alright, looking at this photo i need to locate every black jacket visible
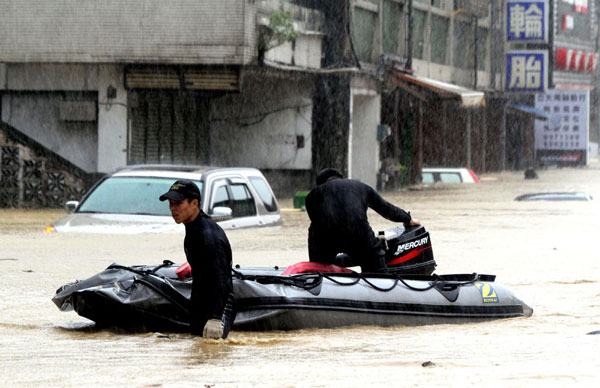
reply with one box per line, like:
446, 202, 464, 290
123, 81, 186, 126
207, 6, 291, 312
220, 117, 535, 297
184, 211, 233, 331
306, 178, 411, 263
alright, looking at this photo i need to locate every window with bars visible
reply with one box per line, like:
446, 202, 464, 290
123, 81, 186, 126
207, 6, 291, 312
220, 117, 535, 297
476, 26, 488, 71
430, 15, 449, 64
382, 0, 405, 56
353, 7, 377, 62
453, 20, 473, 69
412, 10, 427, 59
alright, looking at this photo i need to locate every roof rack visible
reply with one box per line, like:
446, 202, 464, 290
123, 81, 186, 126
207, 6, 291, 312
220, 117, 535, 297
114, 164, 214, 173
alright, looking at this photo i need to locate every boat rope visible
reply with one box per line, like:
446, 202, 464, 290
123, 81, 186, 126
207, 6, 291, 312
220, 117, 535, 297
232, 269, 325, 291
319, 274, 361, 287
107, 260, 175, 278
233, 269, 483, 294
324, 273, 398, 291
105, 263, 483, 299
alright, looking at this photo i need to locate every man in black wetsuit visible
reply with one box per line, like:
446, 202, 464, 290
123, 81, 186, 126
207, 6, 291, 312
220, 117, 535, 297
159, 179, 233, 339
306, 168, 421, 273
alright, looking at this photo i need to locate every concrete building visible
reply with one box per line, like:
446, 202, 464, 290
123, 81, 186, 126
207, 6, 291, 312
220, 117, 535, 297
339, 0, 489, 188
347, 0, 599, 188
2, 0, 598, 208
0, 0, 330, 205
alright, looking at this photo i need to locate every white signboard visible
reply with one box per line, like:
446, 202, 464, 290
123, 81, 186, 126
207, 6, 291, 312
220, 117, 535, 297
534, 90, 589, 165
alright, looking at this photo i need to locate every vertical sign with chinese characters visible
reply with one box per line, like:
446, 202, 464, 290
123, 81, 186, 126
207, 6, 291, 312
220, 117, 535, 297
506, 0, 549, 42
534, 90, 589, 166
505, 1, 549, 93
506, 50, 548, 92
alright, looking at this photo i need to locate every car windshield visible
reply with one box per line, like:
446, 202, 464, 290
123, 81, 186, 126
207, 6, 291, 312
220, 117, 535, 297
77, 177, 203, 216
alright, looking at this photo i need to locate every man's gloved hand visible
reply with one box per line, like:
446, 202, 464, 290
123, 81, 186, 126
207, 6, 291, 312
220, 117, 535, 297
202, 319, 224, 339
409, 219, 421, 227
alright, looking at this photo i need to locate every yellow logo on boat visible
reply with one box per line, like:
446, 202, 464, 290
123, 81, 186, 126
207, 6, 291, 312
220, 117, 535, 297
475, 282, 498, 303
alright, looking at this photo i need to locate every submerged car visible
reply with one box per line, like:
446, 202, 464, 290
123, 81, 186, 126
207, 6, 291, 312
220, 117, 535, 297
422, 167, 479, 184
515, 192, 593, 201
47, 165, 282, 233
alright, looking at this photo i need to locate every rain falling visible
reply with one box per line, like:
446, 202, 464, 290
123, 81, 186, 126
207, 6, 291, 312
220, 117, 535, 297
1, 1, 600, 387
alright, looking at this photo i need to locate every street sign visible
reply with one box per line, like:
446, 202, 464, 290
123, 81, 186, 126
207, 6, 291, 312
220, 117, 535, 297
505, 50, 548, 92
506, 0, 549, 43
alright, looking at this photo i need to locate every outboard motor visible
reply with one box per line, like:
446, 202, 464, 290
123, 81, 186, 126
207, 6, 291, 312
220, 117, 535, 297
380, 225, 436, 275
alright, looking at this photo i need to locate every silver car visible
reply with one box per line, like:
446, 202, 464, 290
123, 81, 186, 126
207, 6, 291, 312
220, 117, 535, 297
47, 165, 282, 233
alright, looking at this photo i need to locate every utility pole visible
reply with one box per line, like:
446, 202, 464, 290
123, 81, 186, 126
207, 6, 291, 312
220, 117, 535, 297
473, 16, 478, 89
490, 1, 498, 89
406, 0, 413, 70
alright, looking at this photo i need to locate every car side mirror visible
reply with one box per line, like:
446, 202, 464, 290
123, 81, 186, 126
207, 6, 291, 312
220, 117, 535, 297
211, 206, 233, 222
65, 200, 79, 212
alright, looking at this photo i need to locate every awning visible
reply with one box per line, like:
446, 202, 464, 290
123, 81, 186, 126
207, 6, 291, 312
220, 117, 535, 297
508, 103, 549, 120
508, 103, 561, 129
391, 70, 485, 107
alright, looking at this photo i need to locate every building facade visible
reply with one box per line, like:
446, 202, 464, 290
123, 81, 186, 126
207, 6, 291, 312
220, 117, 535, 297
0, 0, 330, 203
345, 0, 598, 188
1, 0, 598, 207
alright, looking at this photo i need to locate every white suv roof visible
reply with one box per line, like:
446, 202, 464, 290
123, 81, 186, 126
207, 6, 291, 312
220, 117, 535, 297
422, 167, 479, 184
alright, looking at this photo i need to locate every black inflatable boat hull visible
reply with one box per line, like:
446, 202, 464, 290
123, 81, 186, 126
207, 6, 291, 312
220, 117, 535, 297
52, 262, 533, 332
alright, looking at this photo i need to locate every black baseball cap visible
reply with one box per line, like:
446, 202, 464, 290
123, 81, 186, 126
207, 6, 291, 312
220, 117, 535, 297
316, 168, 343, 186
159, 179, 200, 201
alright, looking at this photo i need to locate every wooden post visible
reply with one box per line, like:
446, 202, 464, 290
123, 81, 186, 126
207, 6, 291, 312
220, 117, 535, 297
415, 99, 424, 182
500, 100, 507, 171
442, 101, 448, 165
393, 89, 400, 158
481, 105, 487, 172
466, 108, 472, 169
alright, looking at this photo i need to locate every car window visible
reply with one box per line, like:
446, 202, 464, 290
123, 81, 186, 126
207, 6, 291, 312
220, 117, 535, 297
212, 185, 230, 209
249, 177, 278, 212
210, 180, 257, 218
230, 184, 257, 217
439, 172, 462, 183
422, 172, 434, 184
77, 177, 203, 216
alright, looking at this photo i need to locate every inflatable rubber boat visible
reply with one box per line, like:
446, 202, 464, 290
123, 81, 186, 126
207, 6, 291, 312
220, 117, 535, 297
52, 226, 533, 331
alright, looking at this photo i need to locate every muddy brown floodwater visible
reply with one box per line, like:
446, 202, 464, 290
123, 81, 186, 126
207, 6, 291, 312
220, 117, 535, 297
2, 165, 600, 387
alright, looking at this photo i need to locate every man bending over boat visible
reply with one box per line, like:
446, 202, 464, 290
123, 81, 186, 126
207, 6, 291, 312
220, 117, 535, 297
306, 168, 420, 273
159, 179, 234, 339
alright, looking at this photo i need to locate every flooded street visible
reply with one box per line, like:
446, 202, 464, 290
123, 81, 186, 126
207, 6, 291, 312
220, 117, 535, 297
2, 165, 600, 387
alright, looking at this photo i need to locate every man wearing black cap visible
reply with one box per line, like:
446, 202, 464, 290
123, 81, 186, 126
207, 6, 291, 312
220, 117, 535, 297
159, 179, 233, 339
306, 168, 420, 273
